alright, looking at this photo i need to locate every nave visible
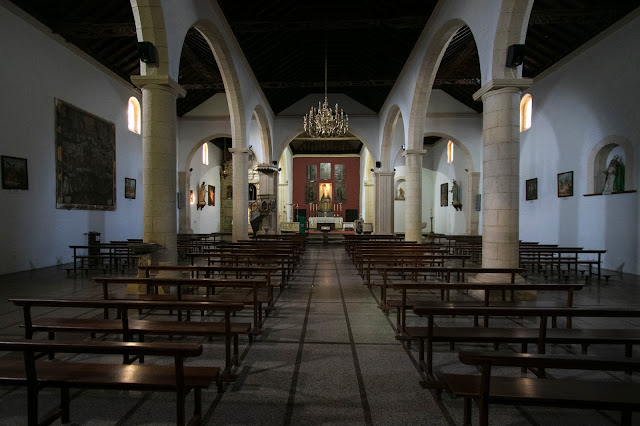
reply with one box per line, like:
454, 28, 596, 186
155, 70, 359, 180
0, 243, 639, 425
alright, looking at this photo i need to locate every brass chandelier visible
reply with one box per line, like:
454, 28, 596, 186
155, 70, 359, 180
303, 48, 348, 138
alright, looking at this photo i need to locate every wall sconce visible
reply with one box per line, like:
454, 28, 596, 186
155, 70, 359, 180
402, 144, 406, 151
370, 168, 374, 172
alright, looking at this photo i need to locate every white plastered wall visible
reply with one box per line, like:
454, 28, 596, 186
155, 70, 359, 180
0, 5, 144, 274
519, 11, 640, 274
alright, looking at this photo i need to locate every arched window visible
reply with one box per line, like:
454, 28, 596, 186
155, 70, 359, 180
127, 97, 141, 134
447, 140, 454, 163
202, 143, 209, 165
520, 94, 532, 132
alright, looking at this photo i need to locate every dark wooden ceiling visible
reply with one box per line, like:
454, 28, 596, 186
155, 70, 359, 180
8, 0, 638, 118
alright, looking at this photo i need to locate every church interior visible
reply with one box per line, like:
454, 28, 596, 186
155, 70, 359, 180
0, 0, 639, 424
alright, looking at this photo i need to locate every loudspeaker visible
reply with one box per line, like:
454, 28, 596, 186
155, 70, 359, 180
375, 161, 381, 168
506, 44, 525, 67
137, 41, 157, 64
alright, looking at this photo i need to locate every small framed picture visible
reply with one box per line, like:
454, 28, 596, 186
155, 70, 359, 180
440, 183, 448, 207
124, 178, 136, 199
1, 155, 28, 190
208, 185, 215, 206
525, 178, 537, 201
557, 171, 573, 198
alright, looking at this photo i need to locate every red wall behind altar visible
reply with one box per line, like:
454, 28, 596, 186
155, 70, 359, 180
292, 156, 361, 220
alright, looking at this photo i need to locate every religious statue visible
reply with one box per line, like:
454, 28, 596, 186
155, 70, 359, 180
354, 216, 364, 235
450, 180, 462, 211
397, 187, 405, 200
197, 182, 206, 210
319, 184, 332, 216
602, 156, 625, 193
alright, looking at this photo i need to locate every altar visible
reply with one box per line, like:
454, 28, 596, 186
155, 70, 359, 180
309, 217, 343, 231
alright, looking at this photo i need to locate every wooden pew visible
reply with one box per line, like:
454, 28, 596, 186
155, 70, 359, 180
11, 298, 247, 373
359, 252, 469, 285
387, 282, 583, 332
0, 339, 219, 426
94, 276, 269, 331
408, 305, 640, 383
446, 351, 640, 426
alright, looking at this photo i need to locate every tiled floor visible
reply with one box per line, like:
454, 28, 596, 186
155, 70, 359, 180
0, 242, 638, 425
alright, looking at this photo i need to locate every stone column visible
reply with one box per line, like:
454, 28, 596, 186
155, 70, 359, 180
466, 171, 481, 235
131, 76, 185, 266
404, 149, 426, 242
374, 171, 394, 234
257, 164, 278, 234
364, 181, 374, 224
229, 147, 249, 241
478, 87, 521, 269
177, 171, 192, 234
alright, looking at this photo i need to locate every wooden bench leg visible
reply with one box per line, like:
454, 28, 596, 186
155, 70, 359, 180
48, 332, 55, 360
621, 410, 632, 426
193, 388, 202, 424
233, 334, 239, 366
61, 387, 70, 423
463, 397, 472, 426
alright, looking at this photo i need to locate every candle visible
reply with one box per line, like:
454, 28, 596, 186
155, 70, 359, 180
431, 208, 433, 216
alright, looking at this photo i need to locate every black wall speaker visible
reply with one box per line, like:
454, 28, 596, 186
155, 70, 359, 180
506, 44, 525, 67
137, 41, 157, 64
375, 161, 381, 168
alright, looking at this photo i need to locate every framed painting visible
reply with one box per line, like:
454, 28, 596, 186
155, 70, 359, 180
305, 182, 317, 204
440, 183, 448, 207
557, 171, 573, 197
55, 99, 116, 210
334, 164, 345, 181
334, 182, 346, 203
1, 155, 28, 190
124, 178, 136, 199
525, 178, 537, 201
320, 162, 331, 180
208, 185, 215, 206
306, 164, 317, 182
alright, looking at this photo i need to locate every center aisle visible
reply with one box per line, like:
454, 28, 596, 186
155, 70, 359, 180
210, 243, 446, 425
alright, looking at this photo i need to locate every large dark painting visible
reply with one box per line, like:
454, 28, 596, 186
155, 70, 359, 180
525, 178, 537, 201
305, 182, 317, 203
55, 99, 116, 210
335, 182, 346, 203
306, 164, 317, 182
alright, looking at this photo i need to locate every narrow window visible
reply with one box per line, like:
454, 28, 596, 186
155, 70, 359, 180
520, 94, 532, 132
127, 97, 141, 134
447, 140, 454, 163
202, 143, 209, 165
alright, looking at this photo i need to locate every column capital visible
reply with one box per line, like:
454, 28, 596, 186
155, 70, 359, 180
374, 171, 395, 177
364, 182, 374, 187
130, 75, 186, 98
404, 149, 427, 156
228, 147, 251, 155
472, 78, 533, 101
256, 163, 278, 173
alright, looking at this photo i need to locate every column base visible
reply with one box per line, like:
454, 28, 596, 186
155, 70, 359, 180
468, 272, 535, 301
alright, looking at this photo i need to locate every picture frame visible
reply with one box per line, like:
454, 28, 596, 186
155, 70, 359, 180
334, 164, 345, 182
440, 183, 448, 207
124, 178, 136, 199
208, 185, 215, 206
525, 178, 537, 201
1, 155, 28, 190
55, 99, 116, 210
320, 162, 331, 180
557, 171, 573, 198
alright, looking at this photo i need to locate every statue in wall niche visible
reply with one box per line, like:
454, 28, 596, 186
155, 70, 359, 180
197, 182, 206, 210
451, 180, 462, 211
602, 156, 625, 193
396, 187, 405, 200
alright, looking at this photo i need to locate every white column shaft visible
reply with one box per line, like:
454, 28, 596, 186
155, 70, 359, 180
230, 148, 249, 241
374, 171, 394, 234
404, 150, 425, 242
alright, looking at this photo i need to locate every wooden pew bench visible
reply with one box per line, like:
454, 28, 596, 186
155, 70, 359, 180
407, 306, 640, 385
0, 339, 219, 426
387, 282, 583, 332
445, 351, 640, 426
11, 298, 247, 373
95, 276, 270, 331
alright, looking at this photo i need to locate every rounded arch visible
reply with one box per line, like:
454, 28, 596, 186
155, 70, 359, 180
491, 0, 535, 80
130, 0, 170, 77
184, 133, 232, 172
587, 135, 635, 194
381, 104, 403, 171
189, 21, 246, 149
275, 127, 375, 163
408, 19, 471, 151
426, 133, 475, 173
251, 105, 273, 164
